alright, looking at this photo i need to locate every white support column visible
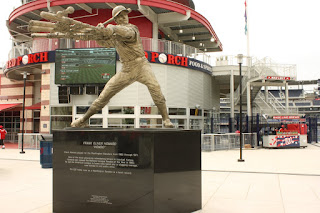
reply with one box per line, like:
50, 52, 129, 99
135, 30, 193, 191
230, 70, 235, 132
186, 107, 190, 129
285, 81, 289, 114
135, 105, 140, 128
49, 39, 52, 51
168, 41, 172, 54
152, 22, 159, 52
263, 80, 268, 102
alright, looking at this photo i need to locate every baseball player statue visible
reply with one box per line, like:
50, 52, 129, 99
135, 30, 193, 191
29, 5, 174, 128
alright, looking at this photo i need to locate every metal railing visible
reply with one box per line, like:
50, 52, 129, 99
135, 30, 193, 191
253, 57, 297, 79
231, 56, 297, 106
212, 55, 252, 67
254, 91, 298, 115
255, 91, 282, 115
21, 0, 37, 4
201, 133, 257, 151
18, 133, 52, 150
4, 132, 19, 143
268, 91, 286, 112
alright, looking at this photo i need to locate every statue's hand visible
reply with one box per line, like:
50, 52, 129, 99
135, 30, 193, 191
96, 23, 105, 28
96, 23, 114, 38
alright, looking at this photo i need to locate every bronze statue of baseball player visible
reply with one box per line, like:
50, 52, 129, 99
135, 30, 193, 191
29, 5, 174, 128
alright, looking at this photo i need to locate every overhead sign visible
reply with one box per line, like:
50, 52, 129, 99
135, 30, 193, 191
266, 76, 294, 80
5, 51, 55, 70
144, 51, 212, 74
273, 116, 300, 119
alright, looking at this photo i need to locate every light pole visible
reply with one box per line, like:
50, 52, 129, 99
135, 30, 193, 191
237, 54, 245, 162
20, 72, 28, 154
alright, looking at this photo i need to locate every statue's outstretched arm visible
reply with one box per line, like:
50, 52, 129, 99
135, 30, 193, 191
28, 6, 113, 41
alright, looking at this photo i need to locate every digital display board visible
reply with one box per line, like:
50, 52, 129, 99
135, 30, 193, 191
55, 48, 116, 84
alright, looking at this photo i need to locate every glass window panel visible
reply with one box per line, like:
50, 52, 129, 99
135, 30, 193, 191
123, 107, 134, 114
51, 107, 72, 115
33, 111, 40, 118
76, 106, 102, 114
204, 111, 212, 134
4, 123, 12, 128
189, 119, 201, 130
15, 122, 20, 129
190, 108, 202, 116
204, 110, 211, 118
5, 117, 12, 122
108, 118, 134, 125
123, 118, 134, 125
109, 106, 134, 114
51, 116, 72, 130
170, 119, 186, 129
4, 111, 12, 116
76, 106, 89, 114
169, 108, 186, 115
139, 118, 162, 128
13, 111, 20, 117
108, 118, 121, 124
140, 106, 160, 115
89, 118, 103, 125
108, 118, 134, 129
109, 107, 122, 114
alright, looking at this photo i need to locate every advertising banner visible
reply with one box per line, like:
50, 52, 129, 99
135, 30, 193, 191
269, 135, 300, 147
144, 51, 212, 74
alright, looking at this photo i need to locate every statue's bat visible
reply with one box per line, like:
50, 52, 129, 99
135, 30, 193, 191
29, 6, 112, 39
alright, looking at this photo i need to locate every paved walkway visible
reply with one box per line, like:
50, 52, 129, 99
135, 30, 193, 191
1, 144, 320, 213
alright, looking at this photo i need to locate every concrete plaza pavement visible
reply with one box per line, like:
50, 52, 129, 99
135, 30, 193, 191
1, 144, 320, 213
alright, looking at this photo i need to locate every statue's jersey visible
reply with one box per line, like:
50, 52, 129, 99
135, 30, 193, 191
105, 24, 146, 62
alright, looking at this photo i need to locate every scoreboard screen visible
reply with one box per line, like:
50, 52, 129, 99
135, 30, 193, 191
55, 48, 116, 84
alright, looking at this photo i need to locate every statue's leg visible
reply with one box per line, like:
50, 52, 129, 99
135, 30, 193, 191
137, 60, 174, 128
71, 70, 134, 127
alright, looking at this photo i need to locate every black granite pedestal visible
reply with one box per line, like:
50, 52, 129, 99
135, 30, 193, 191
53, 129, 201, 213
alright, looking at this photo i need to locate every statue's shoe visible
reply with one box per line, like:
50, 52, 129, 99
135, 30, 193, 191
71, 118, 88, 127
163, 119, 174, 128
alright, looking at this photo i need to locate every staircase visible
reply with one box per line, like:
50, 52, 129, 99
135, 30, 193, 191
255, 91, 284, 115
234, 57, 298, 117
254, 91, 298, 116
234, 64, 261, 105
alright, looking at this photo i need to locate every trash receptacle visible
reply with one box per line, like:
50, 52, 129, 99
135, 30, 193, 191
40, 141, 52, 168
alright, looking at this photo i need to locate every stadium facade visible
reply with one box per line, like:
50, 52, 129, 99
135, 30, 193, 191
1, 0, 319, 144
1, 0, 222, 142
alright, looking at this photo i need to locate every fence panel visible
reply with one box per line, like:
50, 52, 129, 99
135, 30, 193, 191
18, 133, 53, 150
201, 133, 257, 151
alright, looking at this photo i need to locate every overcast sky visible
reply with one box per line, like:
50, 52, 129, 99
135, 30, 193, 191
1, 0, 320, 82
194, 0, 320, 82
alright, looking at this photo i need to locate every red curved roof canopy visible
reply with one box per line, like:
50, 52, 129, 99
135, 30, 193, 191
8, 0, 222, 51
